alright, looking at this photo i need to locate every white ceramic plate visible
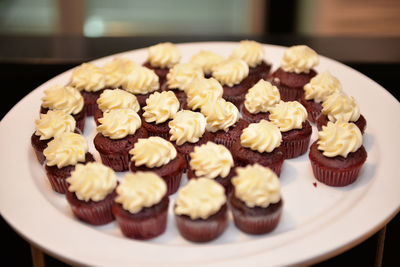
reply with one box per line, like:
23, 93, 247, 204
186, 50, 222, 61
0, 42, 399, 267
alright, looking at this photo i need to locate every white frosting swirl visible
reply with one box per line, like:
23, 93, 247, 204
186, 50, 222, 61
130, 137, 177, 168
322, 92, 361, 122
35, 110, 76, 140
244, 79, 280, 114
240, 120, 282, 153
212, 58, 249, 86
281, 45, 319, 74
201, 98, 239, 132
70, 63, 105, 92
190, 50, 225, 75
41, 85, 84, 115
169, 110, 206, 145
122, 65, 159, 95
103, 57, 136, 88
142, 91, 180, 124
166, 63, 204, 91
269, 101, 308, 132
97, 108, 141, 139
185, 77, 223, 110
230, 40, 265, 68
147, 42, 181, 68
97, 89, 140, 113
304, 71, 342, 103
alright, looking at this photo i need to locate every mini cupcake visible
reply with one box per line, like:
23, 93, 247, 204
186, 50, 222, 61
31, 110, 76, 164
200, 98, 249, 150
230, 40, 271, 84
113, 172, 169, 240
70, 63, 106, 116
174, 178, 228, 242
94, 89, 140, 125
315, 92, 367, 134
168, 110, 214, 163
122, 65, 160, 107
309, 121, 367, 186
231, 120, 286, 176
65, 162, 118, 225
184, 77, 223, 111
43, 132, 95, 194
143, 42, 181, 88
40, 85, 86, 133
241, 79, 280, 123
269, 101, 312, 159
212, 58, 252, 107
230, 164, 283, 235
300, 71, 342, 122
189, 50, 225, 78
94, 108, 148, 172
165, 62, 204, 107
129, 137, 186, 195
268, 45, 319, 101
103, 57, 136, 89
187, 142, 235, 194
141, 91, 180, 139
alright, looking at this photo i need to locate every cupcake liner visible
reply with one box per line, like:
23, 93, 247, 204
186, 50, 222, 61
307, 109, 321, 124
214, 136, 235, 150
85, 103, 97, 117
310, 160, 362, 187
99, 152, 131, 172
68, 195, 115, 226
278, 86, 302, 102
223, 94, 244, 108
33, 149, 46, 165
46, 173, 69, 194
235, 159, 283, 177
282, 134, 311, 159
164, 171, 184, 196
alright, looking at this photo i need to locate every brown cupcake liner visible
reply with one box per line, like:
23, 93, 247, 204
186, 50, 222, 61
69, 197, 115, 226
46, 173, 69, 194
214, 136, 235, 150
85, 103, 97, 117
33, 149, 46, 165
278, 86, 303, 102
164, 171, 183, 196
310, 160, 362, 187
99, 152, 131, 172
235, 159, 283, 177
223, 94, 244, 108
282, 135, 311, 159
307, 109, 321, 124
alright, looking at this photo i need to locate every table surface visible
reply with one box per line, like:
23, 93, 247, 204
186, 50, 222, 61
0, 35, 399, 267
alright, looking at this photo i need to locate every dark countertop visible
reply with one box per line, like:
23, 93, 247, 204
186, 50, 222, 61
0, 35, 399, 267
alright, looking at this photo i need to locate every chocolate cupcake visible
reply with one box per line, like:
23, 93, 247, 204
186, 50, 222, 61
300, 71, 342, 123
94, 89, 140, 126
31, 110, 76, 164
269, 101, 312, 159
141, 91, 180, 139
309, 121, 367, 186
174, 178, 228, 242
94, 108, 147, 172
315, 92, 367, 134
241, 79, 280, 123
43, 132, 95, 194
113, 172, 169, 240
184, 77, 223, 111
70, 63, 106, 116
129, 137, 186, 195
40, 85, 86, 133
189, 50, 225, 78
268, 45, 319, 101
230, 164, 283, 235
65, 162, 118, 225
188, 142, 235, 195
103, 57, 136, 90
231, 120, 286, 176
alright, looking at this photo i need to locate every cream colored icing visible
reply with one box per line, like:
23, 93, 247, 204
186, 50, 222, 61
317, 121, 363, 158
244, 79, 280, 114
189, 141, 234, 179
122, 65, 159, 95
70, 63, 105, 92
103, 57, 136, 88
130, 137, 177, 168
232, 164, 281, 208
43, 132, 88, 168
281, 45, 319, 74
35, 110, 76, 140
67, 162, 117, 202
230, 40, 265, 68
185, 77, 223, 110
240, 120, 282, 153
115, 172, 167, 214
200, 98, 239, 133
97, 108, 141, 139
212, 58, 249, 86
189, 50, 225, 75
97, 89, 140, 113
147, 42, 181, 68
304, 71, 342, 103
175, 178, 226, 220
169, 110, 206, 146
269, 101, 307, 132
41, 85, 84, 115
142, 91, 180, 124
321, 92, 361, 122
166, 63, 204, 91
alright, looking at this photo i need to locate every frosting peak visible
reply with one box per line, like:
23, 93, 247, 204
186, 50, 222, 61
269, 101, 307, 132
130, 137, 177, 168
281, 45, 319, 74
122, 65, 159, 95
70, 63, 105, 92
230, 40, 265, 68
169, 110, 206, 145
41, 85, 84, 115
148, 42, 181, 68
97, 89, 140, 113
185, 77, 223, 110
322, 92, 360, 122
240, 120, 282, 153
212, 58, 249, 86
304, 71, 342, 103
167, 63, 204, 91
201, 98, 239, 132
142, 91, 180, 124
103, 57, 136, 88
244, 79, 280, 114
35, 110, 76, 140
190, 51, 225, 75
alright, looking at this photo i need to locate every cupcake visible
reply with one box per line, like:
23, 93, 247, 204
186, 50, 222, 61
31, 110, 76, 165
300, 71, 342, 122
40, 85, 86, 133
189, 50, 225, 78
143, 42, 181, 88
309, 121, 367, 186
94, 89, 140, 126
241, 79, 280, 123
230, 40, 271, 84
231, 120, 286, 176
200, 98, 249, 150
122, 65, 160, 107
174, 178, 228, 242
129, 137, 186, 195
168, 110, 214, 163
268, 45, 319, 101
103, 57, 136, 89
141, 91, 180, 139
188, 142, 235, 194
70, 63, 106, 116
165, 62, 204, 107
65, 162, 118, 225
212, 58, 252, 107
269, 101, 312, 159
94, 108, 148, 172
230, 164, 283, 235
184, 77, 223, 111
315, 92, 367, 134
113, 172, 169, 240
43, 132, 95, 194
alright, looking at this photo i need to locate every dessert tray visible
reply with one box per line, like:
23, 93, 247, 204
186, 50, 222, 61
0, 42, 399, 266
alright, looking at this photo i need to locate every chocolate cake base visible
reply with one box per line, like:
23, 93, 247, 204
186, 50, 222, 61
281, 120, 312, 159
300, 94, 322, 123
315, 113, 367, 134
240, 103, 271, 123
186, 168, 236, 196
143, 61, 169, 89
213, 119, 249, 150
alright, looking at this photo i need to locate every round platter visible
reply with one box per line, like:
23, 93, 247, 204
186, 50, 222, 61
0, 42, 399, 266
